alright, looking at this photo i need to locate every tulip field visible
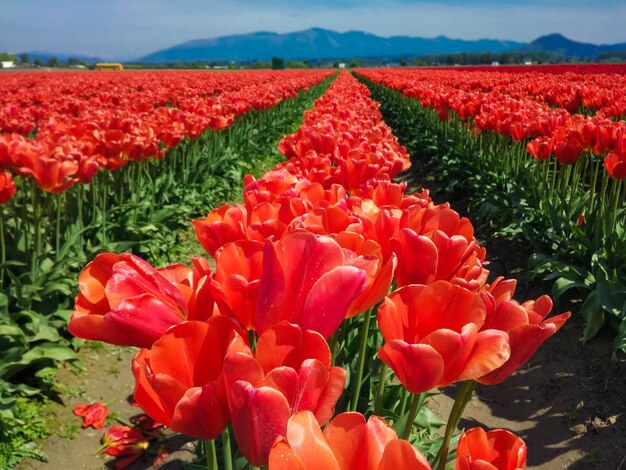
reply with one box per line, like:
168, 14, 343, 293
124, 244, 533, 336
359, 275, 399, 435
357, 65, 626, 356
1, 67, 625, 469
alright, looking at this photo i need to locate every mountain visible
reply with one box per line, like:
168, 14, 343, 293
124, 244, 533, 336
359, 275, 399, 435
523, 34, 626, 58
139, 28, 524, 63
21, 52, 104, 64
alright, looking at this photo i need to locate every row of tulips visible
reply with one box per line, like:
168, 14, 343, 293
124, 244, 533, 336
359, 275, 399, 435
356, 68, 626, 177
357, 69, 626, 353
68, 71, 569, 469
0, 72, 336, 439
0, 70, 332, 197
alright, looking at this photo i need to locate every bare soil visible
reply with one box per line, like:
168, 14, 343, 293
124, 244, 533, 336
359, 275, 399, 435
17, 344, 196, 470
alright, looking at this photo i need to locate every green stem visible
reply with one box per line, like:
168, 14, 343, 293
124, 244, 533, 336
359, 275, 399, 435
0, 210, 5, 287
374, 362, 388, 416
205, 439, 217, 470
350, 307, 373, 411
401, 392, 425, 440
398, 387, 409, 417
222, 428, 233, 470
55, 194, 62, 260
436, 381, 477, 470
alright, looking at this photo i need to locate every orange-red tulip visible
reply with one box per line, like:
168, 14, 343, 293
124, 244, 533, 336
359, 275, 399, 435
224, 322, 346, 466
156, 257, 217, 322
455, 427, 527, 470
377, 281, 510, 393
268, 411, 432, 470
70, 253, 192, 348
477, 278, 570, 385
0, 170, 16, 204
193, 203, 248, 256
334, 231, 396, 317
209, 240, 264, 330
73, 402, 109, 429
255, 231, 369, 338
132, 317, 246, 440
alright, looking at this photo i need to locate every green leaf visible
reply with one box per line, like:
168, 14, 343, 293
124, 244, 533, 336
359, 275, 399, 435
580, 291, 605, 343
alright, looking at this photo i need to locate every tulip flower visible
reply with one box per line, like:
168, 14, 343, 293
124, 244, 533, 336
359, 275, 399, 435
455, 427, 527, 470
69, 253, 192, 348
477, 278, 570, 385
156, 257, 217, 322
334, 231, 396, 317
377, 281, 511, 394
73, 402, 109, 429
132, 317, 247, 440
100, 424, 150, 469
193, 203, 248, 256
390, 204, 488, 290
255, 231, 369, 338
605, 150, 626, 179
0, 170, 16, 204
269, 411, 432, 470
224, 322, 347, 466
209, 240, 264, 330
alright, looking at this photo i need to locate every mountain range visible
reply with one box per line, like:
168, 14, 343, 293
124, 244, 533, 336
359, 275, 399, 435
140, 28, 524, 63
19, 29, 626, 64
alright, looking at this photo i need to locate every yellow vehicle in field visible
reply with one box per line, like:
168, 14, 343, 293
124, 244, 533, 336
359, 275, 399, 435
95, 62, 123, 70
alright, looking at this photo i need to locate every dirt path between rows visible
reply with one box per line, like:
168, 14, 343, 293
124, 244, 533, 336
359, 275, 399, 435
397, 162, 626, 469
18, 344, 195, 469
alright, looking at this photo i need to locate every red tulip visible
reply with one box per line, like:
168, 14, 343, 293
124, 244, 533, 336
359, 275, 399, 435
193, 203, 248, 256
377, 282, 510, 393
255, 231, 369, 338
209, 240, 264, 330
224, 322, 346, 466
526, 137, 553, 161
156, 257, 217, 321
455, 427, 527, 470
101, 425, 150, 457
269, 411, 432, 470
605, 150, 626, 180
132, 317, 246, 440
477, 278, 570, 385
69, 253, 191, 348
390, 204, 487, 290
73, 402, 109, 429
334, 231, 396, 317
0, 170, 16, 204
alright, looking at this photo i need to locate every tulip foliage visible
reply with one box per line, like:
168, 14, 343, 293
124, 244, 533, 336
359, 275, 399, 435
357, 67, 626, 356
66, 71, 569, 469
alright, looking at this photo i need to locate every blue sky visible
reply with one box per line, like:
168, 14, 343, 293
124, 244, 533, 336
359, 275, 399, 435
2, 0, 626, 59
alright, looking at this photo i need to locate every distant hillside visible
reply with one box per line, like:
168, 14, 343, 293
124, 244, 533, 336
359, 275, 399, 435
523, 34, 626, 58
21, 52, 104, 64
139, 28, 524, 62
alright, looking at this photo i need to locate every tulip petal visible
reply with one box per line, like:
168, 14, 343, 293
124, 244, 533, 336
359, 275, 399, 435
256, 322, 331, 372
281, 411, 341, 470
458, 330, 510, 381
229, 381, 291, 467
171, 382, 229, 440
300, 266, 367, 338
378, 340, 444, 394
312, 366, 347, 425
323, 412, 368, 470
378, 439, 432, 470
269, 438, 306, 470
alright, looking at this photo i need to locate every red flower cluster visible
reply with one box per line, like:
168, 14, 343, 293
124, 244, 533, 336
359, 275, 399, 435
69, 71, 566, 468
357, 67, 626, 178
0, 70, 332, 194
